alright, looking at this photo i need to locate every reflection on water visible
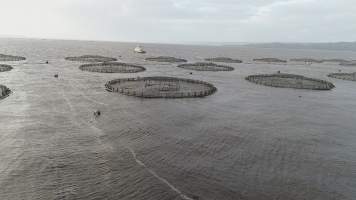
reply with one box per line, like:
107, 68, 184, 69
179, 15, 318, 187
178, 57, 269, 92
0, 38, 355, 200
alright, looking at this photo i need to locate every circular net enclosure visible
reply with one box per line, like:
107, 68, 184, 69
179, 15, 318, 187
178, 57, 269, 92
145, 56, 187, 63
205, 57, 243, 63
0, 54, 26, 62
177, 62, 234, 71
0, 85, 11, 99
322, 59, 349, 63
290, 58, 323, 63
0, 64, 13, 72
79, 62, 146, 73
340, 61, 356, 66
105, 76, 217, 98
65, 55, 117, 62
246, 73, 335, 90
328, 72, 356, 81
253, 58, 287, 63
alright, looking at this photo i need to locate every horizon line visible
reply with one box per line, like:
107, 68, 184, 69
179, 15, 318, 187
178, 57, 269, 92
0, 35, 355, 46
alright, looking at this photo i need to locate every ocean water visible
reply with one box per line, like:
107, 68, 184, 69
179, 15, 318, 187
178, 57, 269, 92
0, 38, 356, 200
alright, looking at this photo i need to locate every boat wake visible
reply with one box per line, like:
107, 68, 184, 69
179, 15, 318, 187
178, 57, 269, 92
127, 147, 194, 200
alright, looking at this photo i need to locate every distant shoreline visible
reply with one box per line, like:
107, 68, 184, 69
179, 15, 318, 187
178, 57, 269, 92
1, 36, 356, 51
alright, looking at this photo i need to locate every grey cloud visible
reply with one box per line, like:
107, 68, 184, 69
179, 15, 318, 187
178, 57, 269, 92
0, 0, 355, 43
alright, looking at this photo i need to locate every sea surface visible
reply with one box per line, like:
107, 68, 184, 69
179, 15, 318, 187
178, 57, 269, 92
0, 38, 356, 200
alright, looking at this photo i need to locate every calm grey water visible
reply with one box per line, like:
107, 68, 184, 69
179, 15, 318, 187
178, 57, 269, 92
0, 38, 356, 200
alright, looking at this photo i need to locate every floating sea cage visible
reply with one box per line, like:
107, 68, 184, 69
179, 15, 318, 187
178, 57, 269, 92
177, 62, 234, 71
0, 64, 13, 72
145, 56, 187, 63
0, 85, 11, 99
0, 54, 26, 62
144, 79, 181, 91
245, 73, 335, 90
204, 57, 243, 63
79, 62, 146, 73
105, 77, 217, 98
65, 55, 117, 63
290, 58, 323, 64
328, 72, 356, 81
253, 58, 287, 63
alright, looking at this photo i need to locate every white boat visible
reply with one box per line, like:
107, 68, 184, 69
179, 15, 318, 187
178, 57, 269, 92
134, 46, 146, 54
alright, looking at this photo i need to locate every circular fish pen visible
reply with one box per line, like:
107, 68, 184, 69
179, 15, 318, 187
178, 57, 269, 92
290, 58, 323, 63
0, 85, 11, 99
246, 73, 335, 90
177, 62, 234, 71
79, 62, 145, 73
328, 72, 356, 81
0, 54, 26, 61
340, 61, 356, 66
0, 64, 13, 72
145, 56, 187, 63
205, 57, 243, 63
105, 76, 217, 98
253, 58, 287, 63
65, 55, 117, 62
322, 59, 349, 63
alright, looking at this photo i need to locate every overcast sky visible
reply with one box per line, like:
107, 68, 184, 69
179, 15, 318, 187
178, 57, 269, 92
0, 0, 355, 43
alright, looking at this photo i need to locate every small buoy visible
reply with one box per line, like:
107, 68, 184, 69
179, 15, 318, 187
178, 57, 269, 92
94, 110, 101, 118
277, 70, 281, 74
46, 61, 49, 64
190, 72, 193, 75
54, 74, 58, 78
